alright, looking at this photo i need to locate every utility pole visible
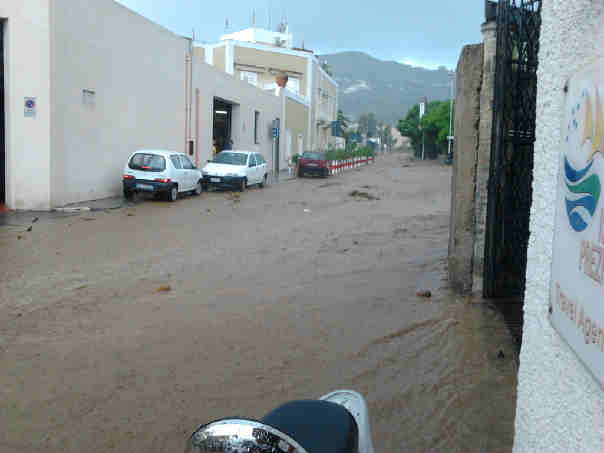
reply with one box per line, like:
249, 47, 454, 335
419, 96, 427, 160
447, 74, 455, 160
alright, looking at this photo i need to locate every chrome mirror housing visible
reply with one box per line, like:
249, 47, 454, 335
185, 418, 310, 453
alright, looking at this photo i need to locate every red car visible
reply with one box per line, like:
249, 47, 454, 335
298, 152, 329, 178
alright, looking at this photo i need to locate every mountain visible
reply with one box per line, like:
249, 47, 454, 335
318, 51, 453, 125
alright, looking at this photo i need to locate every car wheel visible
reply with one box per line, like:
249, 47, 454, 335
124, 189, 136, 201
168, 185, 178, 202
259, 174, 267, 188
239, 178, 247, 192
194, 180, 202, 196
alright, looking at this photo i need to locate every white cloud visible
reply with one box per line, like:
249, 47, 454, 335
399, 58, 452, 71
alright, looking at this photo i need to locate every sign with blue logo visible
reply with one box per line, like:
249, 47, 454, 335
24, 97, 36, 117
551, 62, 604, 386
273, 127, 279, 138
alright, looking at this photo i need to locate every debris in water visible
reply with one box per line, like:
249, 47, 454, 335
17, 235, 23, 240
304, 209, 312, 213
416, 290, 432, 298
127, 213, 135, 217
155, 285, 172, 293
32, 217, 39, 223
349, 190, 380, 201
497, 350, 505, 359
26, 226, 33, 232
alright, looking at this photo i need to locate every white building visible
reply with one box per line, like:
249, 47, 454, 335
515, 1, 604, 451
0, 1, 284, 210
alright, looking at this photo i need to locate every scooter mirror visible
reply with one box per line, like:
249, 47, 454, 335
185, 418, 310, 453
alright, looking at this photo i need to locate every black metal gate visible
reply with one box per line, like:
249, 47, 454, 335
0, 20, 5, 204
484, 0, 542, 298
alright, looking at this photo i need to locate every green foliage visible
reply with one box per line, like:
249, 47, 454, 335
337, 110, 350, 130
325, 147, 375, 161
397, 100, 454, 157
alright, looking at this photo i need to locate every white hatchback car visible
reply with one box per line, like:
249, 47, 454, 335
202, 151, 268, 192
122, 150, 203, 202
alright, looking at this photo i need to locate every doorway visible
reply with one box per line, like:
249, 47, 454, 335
0, 20, 5, 206
213, 98, 232, 153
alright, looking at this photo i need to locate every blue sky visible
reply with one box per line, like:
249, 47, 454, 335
116, 0, 483, 70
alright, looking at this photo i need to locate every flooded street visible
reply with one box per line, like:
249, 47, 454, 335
0, 154, 517, 452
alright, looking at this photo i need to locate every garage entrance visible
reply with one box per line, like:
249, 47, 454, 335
0, 20, 5, 206
213, 98, 232, 153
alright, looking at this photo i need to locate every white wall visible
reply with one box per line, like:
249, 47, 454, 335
50, 0, 187, 207
515, 1, 604, 451
1, 1, 52, 210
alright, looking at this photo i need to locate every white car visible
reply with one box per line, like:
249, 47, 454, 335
122, 149, 203, 202
202, 151, 268, 192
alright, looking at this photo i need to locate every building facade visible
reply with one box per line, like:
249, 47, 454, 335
514, 1, 604, 451
0, 0, 283, 210
198, 26, 339, 156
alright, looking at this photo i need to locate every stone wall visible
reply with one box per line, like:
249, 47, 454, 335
448, 43, 483, 293
448, 21, 497, 295
473, 21, 497, 292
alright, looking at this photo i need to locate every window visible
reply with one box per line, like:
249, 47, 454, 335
213, 152, 248, 166
180, 155, 194, 169
129, 153, 166, 172
256, 154, 265, 165
254, 111, 260, 144
240, 71, 258, 87
287, 77, 300, 95
170, 155, 182, 169
249, 154, 257, 167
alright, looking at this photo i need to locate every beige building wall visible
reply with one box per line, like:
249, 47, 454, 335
0, 1, 53, 210
193, 46, 205, 61
213, 46, 226, 73
285, 96, 309, 158
233, 46, 307, 96
49, 0, 188, 207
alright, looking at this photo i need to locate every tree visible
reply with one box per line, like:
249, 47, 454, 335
397, 104, 421, 155
337, 110, 350, 131
397, 100, 454, 158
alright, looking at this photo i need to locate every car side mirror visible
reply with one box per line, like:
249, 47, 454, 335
249, 163, 254, 167
207, 160, 212, 163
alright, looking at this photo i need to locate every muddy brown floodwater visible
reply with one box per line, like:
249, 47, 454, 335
0, 154, 517, 453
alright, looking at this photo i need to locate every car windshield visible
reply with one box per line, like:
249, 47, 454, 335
213, 152, 247, 166
302, 152, 325, 160
129, 153, 166, 172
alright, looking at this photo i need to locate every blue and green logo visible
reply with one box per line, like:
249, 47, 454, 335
564, 158, 600, 232
564, 88, 602, 232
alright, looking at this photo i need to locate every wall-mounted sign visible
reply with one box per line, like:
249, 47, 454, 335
551, 61, 604, 387
82, 89, 96, 108
24, 97, 36, 117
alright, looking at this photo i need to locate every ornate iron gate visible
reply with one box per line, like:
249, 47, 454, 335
484, 0, 542, 298
0, 20, 5, 204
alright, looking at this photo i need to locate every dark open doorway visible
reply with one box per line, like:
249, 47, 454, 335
0, 20, 5, 206
213, 98, 232, 153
